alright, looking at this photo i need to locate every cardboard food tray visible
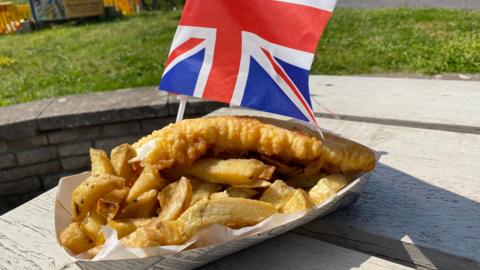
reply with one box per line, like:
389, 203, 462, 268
54, 115, 374, 270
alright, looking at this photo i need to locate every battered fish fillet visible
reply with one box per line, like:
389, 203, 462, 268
133, 116, 375, 173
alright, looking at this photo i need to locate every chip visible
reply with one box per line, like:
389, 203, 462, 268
110, 144, 137, 186
281, 189, 314, 213
309, 174, 350, 205
190, 179, 222, 205
285, 173, 325, 189
96, 187, 129, 221
120, 220, 185, 248
72, 174, 125, 221
127, 165, 167, 203
178, 197, 277, 238
259, 180, 295, 210
157, 181, 178, 209
117, 189, 158, 218
90, 148, 115, 175
156, 177, 192, 222
96, 218, 153, 245
210, 191, 229, 199
232, 179, 271, 188
168, 158, 275, 185
260, 155, 302, 176
60, 222, 95, 254
84, 212, 106, 242
226, 187, 257, 198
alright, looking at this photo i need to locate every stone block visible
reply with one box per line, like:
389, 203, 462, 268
0, 140, 7, 153
167, 94, 226, 115
0, 99, 51, 140
41, 172, 74, 190
58, 141, 92, 157
16, 146, 58, 166
0, 153, 16, 170
0, 161, 61, 182
99, 121, 142, 138
47, 126, 101, 144
6, 135, 49, 151
48, 121, 142, 145
0, 177, 42, 196
38, 88, 168, 130
140, 117, 176, 133
61, 155, 90, 171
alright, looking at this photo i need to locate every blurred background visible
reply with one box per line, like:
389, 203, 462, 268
0, 0, 479, 107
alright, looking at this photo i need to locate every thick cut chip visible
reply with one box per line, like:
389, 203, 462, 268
90, 148, 115, 175
157, 182, 178, 209
110, 144, 137, 185
168, 158, 275, 185
120, 221, 185, 248
309, 174, 350, 205
178, 197, 277, 238
60, 222, 95, 254
72, 174, 125, 221
127, 165, 167, 203
226, 187, 257, 198
259, 155, 302, 176
96, 187, 128, 221
259, 180, 296, 210
285, 174, 325, 189
157, 177, 192, 222
109, 218, 153, 238
84, 212, 106, 241
210, 191, 229, 199
233, 180, 271, 188
96, 218, 153, 245
190, 179, 222, 205
281, 189, 314, 213
118, 189, 158, 218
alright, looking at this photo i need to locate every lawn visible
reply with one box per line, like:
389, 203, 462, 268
1, 8, 479, 106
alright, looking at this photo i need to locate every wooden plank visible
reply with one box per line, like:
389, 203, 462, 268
201, 233, 412, 270
309, 75, 480, 133
0, 189, 78, 270
210, 108, 480, 269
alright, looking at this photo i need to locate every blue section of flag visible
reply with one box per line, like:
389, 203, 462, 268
241, 57, 308, 121
159, 49, 205, 96
274, 56, 312, 107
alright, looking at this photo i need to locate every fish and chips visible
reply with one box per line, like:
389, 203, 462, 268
60, 116, 375, 257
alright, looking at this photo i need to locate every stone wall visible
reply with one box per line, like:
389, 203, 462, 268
0, 87, 225, 214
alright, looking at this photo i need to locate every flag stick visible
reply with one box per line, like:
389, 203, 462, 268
176, 95, 188, 123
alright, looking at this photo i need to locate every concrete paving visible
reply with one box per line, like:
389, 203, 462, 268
337, 0, 480, 9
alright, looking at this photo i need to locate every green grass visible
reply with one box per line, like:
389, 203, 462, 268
1, 8, 480, 106
0, 0, 28, 4
313, 8, 480, 75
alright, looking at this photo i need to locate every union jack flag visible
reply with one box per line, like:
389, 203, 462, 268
159, 0, 337, 124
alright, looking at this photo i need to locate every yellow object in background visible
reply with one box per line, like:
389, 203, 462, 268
115, 0, 134, 15
0, 2, 31, 34
103, 0, 134, 15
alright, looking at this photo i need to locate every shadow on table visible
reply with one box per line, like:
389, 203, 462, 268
202, 160, 480, 270
297, 162, 480, 270
200, 232, 386, 270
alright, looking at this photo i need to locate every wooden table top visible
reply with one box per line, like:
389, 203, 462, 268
1, 75, 478, 270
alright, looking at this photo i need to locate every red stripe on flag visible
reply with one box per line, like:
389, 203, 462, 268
261, 48, 318, 125
165, 38, 205, 67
